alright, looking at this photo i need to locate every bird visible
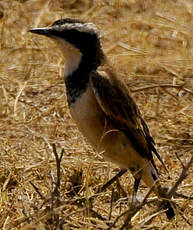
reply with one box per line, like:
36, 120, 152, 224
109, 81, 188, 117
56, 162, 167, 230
29, 18, 174, 219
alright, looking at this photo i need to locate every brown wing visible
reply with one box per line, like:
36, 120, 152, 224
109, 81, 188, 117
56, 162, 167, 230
90, 69, 168, 172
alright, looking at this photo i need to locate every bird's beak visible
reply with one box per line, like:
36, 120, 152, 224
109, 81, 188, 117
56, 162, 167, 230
29, 27, 52, 36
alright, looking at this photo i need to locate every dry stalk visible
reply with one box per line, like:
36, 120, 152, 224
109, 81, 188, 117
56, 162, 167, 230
109, 188, 114, 221
131, 83, 193, 96
99, 169, 127, 193
30, 181, 45, 200
167, 153, 193, 198
52, 144, 64, 199
107, 182, 157, 230
25, 144, 65, 229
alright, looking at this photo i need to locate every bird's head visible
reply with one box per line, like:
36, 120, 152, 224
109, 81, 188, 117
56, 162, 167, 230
29, 18, 104, 77
30, 18, 101, 57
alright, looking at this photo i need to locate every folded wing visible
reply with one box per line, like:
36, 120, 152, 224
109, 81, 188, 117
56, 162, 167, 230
90, 68, 168, 172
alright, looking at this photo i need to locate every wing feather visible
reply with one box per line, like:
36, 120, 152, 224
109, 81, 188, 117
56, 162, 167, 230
90, 69, 168, 172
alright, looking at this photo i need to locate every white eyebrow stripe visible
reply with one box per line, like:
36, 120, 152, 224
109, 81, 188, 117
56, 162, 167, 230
54, 22, 99, 36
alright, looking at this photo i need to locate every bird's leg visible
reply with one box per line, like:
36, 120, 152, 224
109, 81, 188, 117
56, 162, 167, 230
88, 169, 127, 206
131, 176, 141, 206
99, 169, 127, 193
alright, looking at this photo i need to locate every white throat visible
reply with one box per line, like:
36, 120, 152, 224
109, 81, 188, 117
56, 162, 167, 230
53, 36, 82, 78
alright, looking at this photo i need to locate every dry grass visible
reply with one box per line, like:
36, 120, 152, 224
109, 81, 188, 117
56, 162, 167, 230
0, 0, 193, 229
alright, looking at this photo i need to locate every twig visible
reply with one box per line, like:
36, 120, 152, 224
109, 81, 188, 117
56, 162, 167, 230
107, 208, 130, 230
130, 83, 193, 96
20, 195, 30, 223
168, 154, 193, 197
6, 216, 30, 229
139, 209, 166, 227
107, 182, 157, 230
79, 169, 127, 209
160, 87, 179, 102
116, 177, 127, 198
109, 188, 114, 221
173, 202, 192, 226
89, 209, 107, 222
79, 169, 128, 219
141, 181, 158, 205
99, 169, 127, 193
174, 152, 185, 169
51, 144, 65, 230
155, 87, 160, 116
52, 144, 64, 197
30, 181, 45, 200
174, 192, 193, 200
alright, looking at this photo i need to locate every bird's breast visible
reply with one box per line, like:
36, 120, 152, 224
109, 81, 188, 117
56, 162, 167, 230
69, 83, 105, 149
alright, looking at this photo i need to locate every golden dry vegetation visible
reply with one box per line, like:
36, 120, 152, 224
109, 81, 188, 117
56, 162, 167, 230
0, 0, 193, 229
